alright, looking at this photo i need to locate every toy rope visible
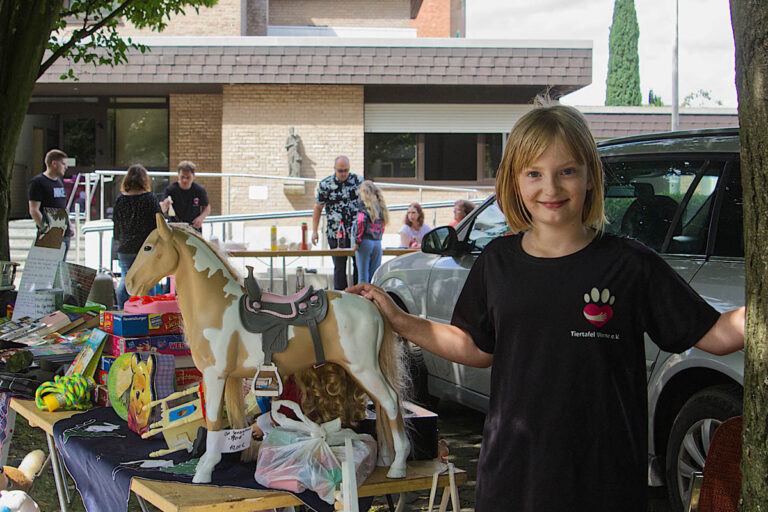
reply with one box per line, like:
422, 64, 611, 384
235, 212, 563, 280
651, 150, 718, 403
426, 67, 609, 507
35, 374, 95, 411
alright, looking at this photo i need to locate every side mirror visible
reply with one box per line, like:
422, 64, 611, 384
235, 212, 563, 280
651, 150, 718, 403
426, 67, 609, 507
421, 226, 471, 256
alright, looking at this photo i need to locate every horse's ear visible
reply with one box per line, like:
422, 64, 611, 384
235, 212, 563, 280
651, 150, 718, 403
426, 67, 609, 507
156, 213, 172, 241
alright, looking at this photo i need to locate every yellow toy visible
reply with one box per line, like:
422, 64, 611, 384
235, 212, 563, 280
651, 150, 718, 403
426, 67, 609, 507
141, 385, 205, 457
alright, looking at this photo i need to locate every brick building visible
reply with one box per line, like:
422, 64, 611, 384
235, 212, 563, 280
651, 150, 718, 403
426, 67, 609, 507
14, 0, 737, 230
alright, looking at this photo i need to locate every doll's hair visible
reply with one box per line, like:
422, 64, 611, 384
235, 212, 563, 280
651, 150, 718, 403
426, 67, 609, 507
404, 202, 425, 229
359, 180, 389, 225
295, 363, 368, 427
121, 164, 151, 193
495, 101, 606, 233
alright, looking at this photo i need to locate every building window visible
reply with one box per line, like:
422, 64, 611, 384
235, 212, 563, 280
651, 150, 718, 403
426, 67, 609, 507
365, 133, 417, 179
108, 107, 169, 169
425, 133, 477, 181
62, 117, 96, 167
364, 132, 503, 184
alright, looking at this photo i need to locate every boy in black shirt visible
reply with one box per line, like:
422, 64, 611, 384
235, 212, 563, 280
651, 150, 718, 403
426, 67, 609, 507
28, 149, 73, 259
160, 161, 210, 232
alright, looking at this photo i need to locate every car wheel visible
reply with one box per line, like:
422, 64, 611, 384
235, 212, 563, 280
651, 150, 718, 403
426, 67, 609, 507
665, 384, 742, 511
403, 339, 438, 410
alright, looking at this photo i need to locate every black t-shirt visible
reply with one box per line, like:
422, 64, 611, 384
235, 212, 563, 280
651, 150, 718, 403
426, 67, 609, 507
451, 233, 720, 512
112, 192, 162, 254
162, 182, 209, 227
28, 173, 70, 231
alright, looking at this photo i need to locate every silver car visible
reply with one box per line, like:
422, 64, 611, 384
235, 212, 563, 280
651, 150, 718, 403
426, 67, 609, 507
373, 127, 743, 510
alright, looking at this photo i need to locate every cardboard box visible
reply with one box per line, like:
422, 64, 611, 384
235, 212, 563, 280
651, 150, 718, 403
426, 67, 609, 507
106, 334, 190, 357
96, 369, 109, 386
99, 311, 183, 337
93, 384, 110, 407
100, 355, 116, 373
360, 401, 438, 460
175, 367, 202, 389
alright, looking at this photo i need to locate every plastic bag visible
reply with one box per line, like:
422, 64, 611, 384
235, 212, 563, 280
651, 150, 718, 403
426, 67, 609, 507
254, 400, 377, 504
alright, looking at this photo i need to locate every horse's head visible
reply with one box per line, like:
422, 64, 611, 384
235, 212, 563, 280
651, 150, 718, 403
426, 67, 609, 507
126, 214, 179, 297
127, 354, 155, 433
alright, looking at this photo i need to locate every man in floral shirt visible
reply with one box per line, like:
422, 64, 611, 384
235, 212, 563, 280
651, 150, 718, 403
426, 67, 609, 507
312, 155, 363, 289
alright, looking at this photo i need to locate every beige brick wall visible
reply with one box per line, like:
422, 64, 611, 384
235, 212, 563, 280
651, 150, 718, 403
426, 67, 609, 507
119, 0, 241, 37
221, 84, 364, 223
269, 0, 411, 27
169, 94, 223, 215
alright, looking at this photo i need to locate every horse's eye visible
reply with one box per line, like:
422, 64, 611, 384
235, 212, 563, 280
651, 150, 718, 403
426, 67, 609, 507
143, 245, 152, 251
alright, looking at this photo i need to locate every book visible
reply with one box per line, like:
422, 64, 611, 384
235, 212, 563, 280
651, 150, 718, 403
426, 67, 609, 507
66, 328, 108, 379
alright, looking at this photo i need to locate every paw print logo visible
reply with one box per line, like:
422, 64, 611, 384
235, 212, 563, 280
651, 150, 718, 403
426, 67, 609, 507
583, 287, 615, 327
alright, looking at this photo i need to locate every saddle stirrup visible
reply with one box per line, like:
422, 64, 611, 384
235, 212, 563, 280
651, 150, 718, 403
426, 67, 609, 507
252, 363, 283, 397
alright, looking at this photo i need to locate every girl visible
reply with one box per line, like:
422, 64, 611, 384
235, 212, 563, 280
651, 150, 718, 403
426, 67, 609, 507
113, 164, 162, 308
352, 181, 389, 283
399, 202, 431, 248
450, 199, 475, 227
347, 104, 744, 511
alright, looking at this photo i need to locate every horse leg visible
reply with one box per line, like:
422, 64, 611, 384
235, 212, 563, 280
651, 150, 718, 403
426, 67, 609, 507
194, 370, 226, 484
353, 367, 409, 478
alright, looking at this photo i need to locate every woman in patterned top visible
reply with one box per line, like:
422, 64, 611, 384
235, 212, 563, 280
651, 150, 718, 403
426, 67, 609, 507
113, 164, 162, 308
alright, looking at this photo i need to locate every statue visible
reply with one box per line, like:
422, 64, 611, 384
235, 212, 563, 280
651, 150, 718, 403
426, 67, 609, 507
285, 127, 303, 178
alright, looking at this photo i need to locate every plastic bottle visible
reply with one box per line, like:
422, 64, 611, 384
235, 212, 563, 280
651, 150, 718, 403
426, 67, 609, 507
295, 266, 305, 292
270, 224, 277, 251
301, 222, 308, 250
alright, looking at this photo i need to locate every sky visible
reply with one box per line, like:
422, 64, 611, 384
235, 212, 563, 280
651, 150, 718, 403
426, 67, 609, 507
465, 0, 738, 108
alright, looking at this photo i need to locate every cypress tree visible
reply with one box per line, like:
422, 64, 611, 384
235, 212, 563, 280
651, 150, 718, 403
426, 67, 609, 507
605, 0, 642, 106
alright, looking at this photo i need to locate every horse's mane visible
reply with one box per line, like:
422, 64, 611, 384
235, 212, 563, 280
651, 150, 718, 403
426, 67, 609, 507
170, 223, 244, 285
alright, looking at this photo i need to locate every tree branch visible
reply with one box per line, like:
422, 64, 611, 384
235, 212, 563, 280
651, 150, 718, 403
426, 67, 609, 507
38, 0, 137, 78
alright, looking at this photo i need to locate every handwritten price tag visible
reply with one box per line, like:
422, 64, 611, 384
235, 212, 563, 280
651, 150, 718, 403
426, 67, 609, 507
220, 427, 252, 453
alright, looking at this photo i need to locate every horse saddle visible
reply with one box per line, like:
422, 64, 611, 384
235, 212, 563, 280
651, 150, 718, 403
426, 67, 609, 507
239, 266, 329, 366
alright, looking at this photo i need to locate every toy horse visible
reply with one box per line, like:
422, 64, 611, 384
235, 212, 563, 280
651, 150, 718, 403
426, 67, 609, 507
126, 214, 409, 483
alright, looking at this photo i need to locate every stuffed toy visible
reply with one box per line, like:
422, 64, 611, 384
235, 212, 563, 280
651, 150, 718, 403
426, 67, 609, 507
0, 490, 39, 512
0, 450, 44, 512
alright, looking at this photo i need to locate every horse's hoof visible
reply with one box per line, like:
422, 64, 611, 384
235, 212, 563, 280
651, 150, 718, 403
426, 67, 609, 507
386, 465, 406, 479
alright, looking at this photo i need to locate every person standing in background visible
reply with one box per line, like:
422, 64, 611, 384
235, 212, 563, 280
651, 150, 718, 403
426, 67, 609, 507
113, 164, 162, 308
351, 181, 389, 283
28, 149, 73, 260
311, 155, 362, 290
399, 202, 432, 249
451, 199, 476, 227
160, 161, 210, 232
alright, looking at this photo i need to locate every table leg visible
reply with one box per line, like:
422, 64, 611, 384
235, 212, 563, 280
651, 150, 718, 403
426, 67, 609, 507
269, 256, 274, 293
135, 493, 151, 512
46, 432, 69, 512
282, 256, 287, 295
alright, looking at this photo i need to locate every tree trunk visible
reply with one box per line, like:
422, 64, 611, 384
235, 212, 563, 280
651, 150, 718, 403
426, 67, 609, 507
730, 1, 768, 509
0, 1, 63, 261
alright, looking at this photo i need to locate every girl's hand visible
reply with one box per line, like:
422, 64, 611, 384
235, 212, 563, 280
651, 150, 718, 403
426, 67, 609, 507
345, 283, 406, 329
353, 244, 359, 251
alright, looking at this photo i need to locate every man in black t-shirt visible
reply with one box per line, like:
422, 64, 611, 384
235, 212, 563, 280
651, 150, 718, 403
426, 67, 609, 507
160, 161, 210, 232
28, 149, 73, 259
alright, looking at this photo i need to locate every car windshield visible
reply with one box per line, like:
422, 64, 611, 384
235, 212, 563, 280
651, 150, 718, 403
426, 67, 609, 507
467, 201, 511, 250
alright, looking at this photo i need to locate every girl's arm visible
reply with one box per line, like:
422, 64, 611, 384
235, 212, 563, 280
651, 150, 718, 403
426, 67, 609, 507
399, 231, 410, 248
694, 307, 745, 355
346, 283, 493, 368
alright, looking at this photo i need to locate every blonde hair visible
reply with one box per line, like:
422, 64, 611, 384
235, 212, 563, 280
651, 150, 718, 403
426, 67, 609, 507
295, 363, 368, 427
358, 181, 389, 226
495, 103, 605, 233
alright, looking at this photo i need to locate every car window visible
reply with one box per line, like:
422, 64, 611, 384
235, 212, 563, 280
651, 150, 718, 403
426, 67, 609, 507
602, 158, 725, 254
712, 160, 743, 257
467, 201, 510, 251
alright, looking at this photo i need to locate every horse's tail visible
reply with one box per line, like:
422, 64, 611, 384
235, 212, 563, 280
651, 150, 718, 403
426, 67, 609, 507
224, 376, 259, 462
375, 303, 408, 463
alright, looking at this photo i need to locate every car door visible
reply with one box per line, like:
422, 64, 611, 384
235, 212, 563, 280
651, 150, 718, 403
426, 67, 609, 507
424, 199, 509, 396
602, 156, 728, 379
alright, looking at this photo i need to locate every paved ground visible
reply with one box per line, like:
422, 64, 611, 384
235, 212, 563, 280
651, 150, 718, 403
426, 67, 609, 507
372, 400, 674, 511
